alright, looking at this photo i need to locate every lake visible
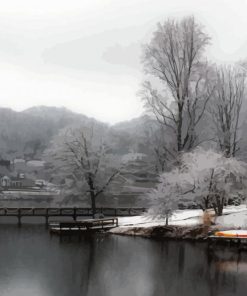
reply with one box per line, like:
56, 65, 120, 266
0, 224, 246, 296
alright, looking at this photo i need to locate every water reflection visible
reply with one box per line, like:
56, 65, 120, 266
0, 225, 247, 296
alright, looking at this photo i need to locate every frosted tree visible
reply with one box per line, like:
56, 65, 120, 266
46, 124, 120, 217
210, 65, 246, 157
149, 148, 246, 221
182, 149, 246, 215
148, 166, 195, 224
141, 16, 214, 158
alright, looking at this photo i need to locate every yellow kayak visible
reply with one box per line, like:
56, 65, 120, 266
215, 230, 247, 238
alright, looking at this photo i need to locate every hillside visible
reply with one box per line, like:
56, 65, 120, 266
0, 106, 97, 160
0, 106, 155, 160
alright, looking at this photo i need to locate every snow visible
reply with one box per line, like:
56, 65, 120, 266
114, 209, 203, 229
110, 205, 247, 233
216, 210, 247, 228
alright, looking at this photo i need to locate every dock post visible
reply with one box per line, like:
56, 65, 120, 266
73, 207, 77, 221
45, 216, 49, 227
18, 208, 21, 226
45, 209, 49, 227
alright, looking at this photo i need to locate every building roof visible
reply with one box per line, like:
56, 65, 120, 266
1, 175, 11, 180
13, 159, 25, 164
26, 160, 45, 167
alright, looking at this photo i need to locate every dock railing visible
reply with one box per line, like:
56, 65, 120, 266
0, 207, 145, 225
49, 217, 119, 234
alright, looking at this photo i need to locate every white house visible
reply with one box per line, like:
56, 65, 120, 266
1, 176, 11, 188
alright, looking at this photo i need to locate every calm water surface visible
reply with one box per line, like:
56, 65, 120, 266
0, 224, 246, 296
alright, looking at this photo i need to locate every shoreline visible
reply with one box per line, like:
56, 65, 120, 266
109, 224, 211, 241
109, 205, 247, 241
109, 224, 246, 242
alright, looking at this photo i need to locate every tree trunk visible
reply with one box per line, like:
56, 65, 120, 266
90, 191, 96, 218
166, 214, 169, 225
177, 104, 183, 152
212, 194, 224, 216
203, 196, 210, 210
87, 174, 96, 218
224, 134, 231, 158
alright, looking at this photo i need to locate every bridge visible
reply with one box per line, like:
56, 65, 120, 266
0, 207, 147, 226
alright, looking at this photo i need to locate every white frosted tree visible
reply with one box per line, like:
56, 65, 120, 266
182, 149, 246, 215
149, 148, 246, 222
46, 124, 121, 217
148, 166, 195, 224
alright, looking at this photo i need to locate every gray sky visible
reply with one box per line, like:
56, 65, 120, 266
0, 0, 247, 123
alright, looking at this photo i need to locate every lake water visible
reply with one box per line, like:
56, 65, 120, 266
0, 224, 246, 296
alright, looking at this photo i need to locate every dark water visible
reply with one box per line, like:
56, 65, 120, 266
0, 225, 246, 296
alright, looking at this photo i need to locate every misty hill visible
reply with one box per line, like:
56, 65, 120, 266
23, 106, 90, 124
0, 106, 153, 160
0, 106, 96, 160
110, 115, 156, 155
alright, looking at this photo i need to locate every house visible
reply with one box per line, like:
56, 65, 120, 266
13, 159, 26, 171
0, 159, 11, 177
1, 176, 11, 188
102, 153, 159, 207
0, 175, 35, 189
26, 160, 45, 168
35, 179, 46, 188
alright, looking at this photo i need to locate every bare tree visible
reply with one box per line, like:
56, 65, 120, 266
141, 16, 213, 157
210, 66, 246, 157
47, 125, 120, 217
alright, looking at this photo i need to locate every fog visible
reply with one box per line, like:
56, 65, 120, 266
0, 0, 246, 123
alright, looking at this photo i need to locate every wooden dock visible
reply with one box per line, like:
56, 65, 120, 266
49, 218, 118, 234
0, 207, 146, 225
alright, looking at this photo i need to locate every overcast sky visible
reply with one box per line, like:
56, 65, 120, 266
0, 0, 247, 123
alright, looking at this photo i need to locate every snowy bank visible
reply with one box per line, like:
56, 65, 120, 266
109, 205, 247, 240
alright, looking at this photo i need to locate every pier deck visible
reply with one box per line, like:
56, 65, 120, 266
49, 217, 118, 234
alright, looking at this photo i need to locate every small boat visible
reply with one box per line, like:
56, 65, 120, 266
214, 230, 247, 238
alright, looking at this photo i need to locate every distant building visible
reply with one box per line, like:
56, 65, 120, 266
35, 179, 46, 187
0, 175, 35, 189
1, 176, 11, 188
103, 152, 158, 207
121, 153, 147, 164
10, 177, 23, 188
13, 159, 26, 171
26, 160, 45, 168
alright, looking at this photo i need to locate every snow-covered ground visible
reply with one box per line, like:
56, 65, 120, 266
216, 206, 247, 228
110, 205, 247, 233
